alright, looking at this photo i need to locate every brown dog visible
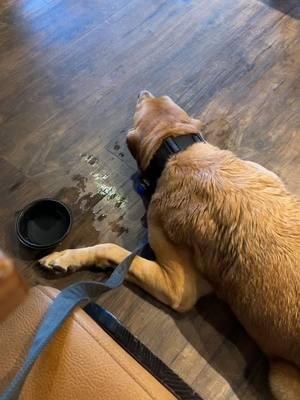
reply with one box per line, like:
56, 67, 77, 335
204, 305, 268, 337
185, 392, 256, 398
40, 91, 300, 399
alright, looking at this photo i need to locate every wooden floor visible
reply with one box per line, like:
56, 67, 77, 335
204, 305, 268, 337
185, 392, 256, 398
1, 0, 299, 398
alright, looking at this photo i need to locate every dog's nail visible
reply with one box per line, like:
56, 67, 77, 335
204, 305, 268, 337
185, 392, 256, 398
39, 261, 50, 270
52, 264, 67, 273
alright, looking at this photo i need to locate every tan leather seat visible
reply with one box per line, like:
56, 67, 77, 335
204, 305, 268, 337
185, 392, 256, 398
0, 286, 176, 400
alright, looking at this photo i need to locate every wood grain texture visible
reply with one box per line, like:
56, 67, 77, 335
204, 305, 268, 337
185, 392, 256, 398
0, 0, 299, 398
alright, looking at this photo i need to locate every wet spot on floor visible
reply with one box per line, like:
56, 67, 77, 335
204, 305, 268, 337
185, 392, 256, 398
88, 156, 99, 166
72, 174, 87, 192
97, 213, 107, 222
115, 196, 127, 208
80, 153, 99, 167
108, 219, 129, 237
114, 142, 120, 151
79, 192, 106, 210
65, 159, 129, 237
90, 174, 128, 210
9, 179, 24, 192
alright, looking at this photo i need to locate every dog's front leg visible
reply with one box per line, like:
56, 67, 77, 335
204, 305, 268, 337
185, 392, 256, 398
39, 243, 192, 310
39, 245, 115, 273
39, 226, 212, 311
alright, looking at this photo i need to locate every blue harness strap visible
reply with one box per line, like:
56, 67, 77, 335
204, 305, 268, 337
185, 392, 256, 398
0, 249, 140, 400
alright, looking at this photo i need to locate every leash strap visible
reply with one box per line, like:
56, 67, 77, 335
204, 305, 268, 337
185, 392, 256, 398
1, 249, 140, 400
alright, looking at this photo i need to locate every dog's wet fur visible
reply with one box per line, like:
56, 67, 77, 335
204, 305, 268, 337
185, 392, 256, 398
40, 91, 300, 399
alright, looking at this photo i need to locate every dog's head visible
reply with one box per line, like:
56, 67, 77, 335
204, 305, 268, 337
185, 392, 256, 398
127, 91, 202, 170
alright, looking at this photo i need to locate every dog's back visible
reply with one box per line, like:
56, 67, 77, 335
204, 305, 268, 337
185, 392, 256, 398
151, 142, 300, 399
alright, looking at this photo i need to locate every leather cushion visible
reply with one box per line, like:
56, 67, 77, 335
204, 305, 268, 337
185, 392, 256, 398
0, 286, 175, 400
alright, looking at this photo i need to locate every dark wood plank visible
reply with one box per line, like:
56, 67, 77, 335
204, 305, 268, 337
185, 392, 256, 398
0, 157, 48, 279
0, 0, 299, 399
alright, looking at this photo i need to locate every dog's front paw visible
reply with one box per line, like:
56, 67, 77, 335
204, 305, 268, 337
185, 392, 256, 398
39, 249, 83, 273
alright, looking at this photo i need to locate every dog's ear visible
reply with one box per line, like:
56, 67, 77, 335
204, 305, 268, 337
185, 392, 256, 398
191, 118, 204, 131
126, 129, 139, 161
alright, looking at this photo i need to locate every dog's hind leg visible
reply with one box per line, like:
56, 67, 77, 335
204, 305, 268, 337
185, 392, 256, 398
269, 360, 300, 400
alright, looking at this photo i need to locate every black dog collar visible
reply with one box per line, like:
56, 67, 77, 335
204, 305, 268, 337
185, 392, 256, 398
140, 133, 206, 196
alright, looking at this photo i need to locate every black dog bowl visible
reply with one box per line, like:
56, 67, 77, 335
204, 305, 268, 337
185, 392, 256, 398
16, 199, 72, 250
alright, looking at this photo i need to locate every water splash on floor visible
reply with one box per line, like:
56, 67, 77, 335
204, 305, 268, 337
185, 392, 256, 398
73, 153, 130, 237
89, 171, 127, 209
